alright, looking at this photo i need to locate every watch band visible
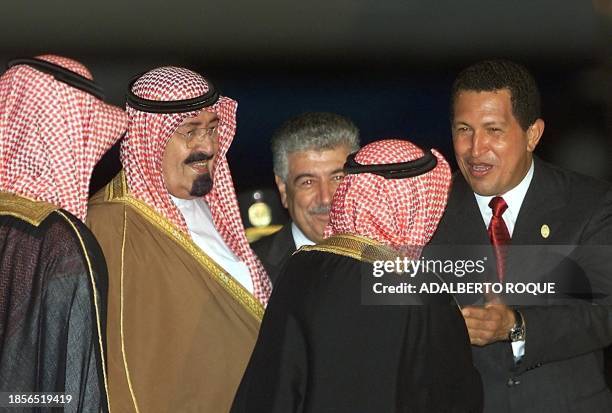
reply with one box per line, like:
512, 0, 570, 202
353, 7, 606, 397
509, 309, 526, 342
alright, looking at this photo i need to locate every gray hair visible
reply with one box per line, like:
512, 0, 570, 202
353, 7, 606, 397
272, 112, 360, 181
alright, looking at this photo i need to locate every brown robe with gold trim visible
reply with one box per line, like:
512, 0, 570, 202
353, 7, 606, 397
87, 174, 262, 413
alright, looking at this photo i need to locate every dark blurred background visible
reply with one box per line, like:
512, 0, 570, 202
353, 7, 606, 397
1, 0, 610, 198
2, 0, 612, 384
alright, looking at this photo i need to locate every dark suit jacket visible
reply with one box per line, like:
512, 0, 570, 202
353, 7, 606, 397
252, 224, 296, 285
430, 157, 612, 412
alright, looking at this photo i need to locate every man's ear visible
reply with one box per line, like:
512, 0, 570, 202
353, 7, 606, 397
526, 118, 545, 152
275, 175, 288, 208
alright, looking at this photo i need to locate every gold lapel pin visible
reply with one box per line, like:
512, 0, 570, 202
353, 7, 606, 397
541, 224, 550, 239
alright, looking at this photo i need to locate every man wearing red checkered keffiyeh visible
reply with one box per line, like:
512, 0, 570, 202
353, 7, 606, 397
232, 139, 483, 413
87, 66, 271, 412
325, 139, 451, 253
0, 55, 127, 412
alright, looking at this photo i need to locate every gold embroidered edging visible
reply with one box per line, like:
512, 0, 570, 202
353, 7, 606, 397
303, 234, 463, 310
300, 233, 399, 263
0, 192, 57, 226
104, 173, 264, 322
55, 211, 112, 413
119, 205, 141, 413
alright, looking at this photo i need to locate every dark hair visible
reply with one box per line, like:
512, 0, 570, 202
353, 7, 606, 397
451, 60, 541, 130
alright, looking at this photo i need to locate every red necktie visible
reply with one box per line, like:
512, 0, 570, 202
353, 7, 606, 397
488, 196, 511, 282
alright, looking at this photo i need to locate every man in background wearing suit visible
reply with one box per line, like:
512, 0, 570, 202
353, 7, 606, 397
431, 59, 612, 412
252, 112, 360, 283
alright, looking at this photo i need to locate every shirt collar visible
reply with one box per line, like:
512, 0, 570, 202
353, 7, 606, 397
170, 194, 196, 208
291, 222, 315, 249
169, 195, 254, 292
169, 195, 209, 232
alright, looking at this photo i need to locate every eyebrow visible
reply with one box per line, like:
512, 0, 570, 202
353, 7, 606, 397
292, 168, 346, 184
482, 120, 506, 127
292, 173, 316, 184
452, 120, 505, 127
182, 116, 219, 127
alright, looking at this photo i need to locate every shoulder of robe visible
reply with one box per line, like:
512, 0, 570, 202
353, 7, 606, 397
0, 191, 58, 227
89, 170, 129, 207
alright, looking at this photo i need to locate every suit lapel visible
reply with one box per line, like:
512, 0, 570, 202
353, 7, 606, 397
266, 224, 296, 266
511, 157, 567, 245
434, 162, 570, 288
504, 158, 570, 290
441, 158, 568, 247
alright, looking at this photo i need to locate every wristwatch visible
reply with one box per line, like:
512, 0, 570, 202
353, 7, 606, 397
509, 309, 526, 342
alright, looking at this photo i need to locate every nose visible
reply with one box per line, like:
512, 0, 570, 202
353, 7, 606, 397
187, 133, 216, 152
316, 180, 334, 206
470, 129, 488, 158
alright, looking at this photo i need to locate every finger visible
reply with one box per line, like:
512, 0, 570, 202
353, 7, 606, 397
473, 307, 507, 323
462, 307, 492, 321
466, 326, 498, 346
469, 335, 485, 346
464, 318, 499, 332
467, 331, 489, 346
485, 294, 503, 305
484, 303, 508, 313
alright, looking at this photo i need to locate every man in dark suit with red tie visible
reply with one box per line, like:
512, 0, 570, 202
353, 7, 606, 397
431, 60, 612, 412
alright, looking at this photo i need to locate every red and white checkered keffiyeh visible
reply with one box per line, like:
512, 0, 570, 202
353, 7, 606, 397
0, 55, 127, 222
122, 66, 271, 305
325, 139, 451, 255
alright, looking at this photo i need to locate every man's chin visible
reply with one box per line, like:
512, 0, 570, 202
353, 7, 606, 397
313, 213, 330, 224
311, 226, 328, 244
189, 173, 213, 197
469, 181, 498, 197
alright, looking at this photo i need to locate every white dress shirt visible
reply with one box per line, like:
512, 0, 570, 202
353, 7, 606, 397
291, 222, 316, 249
171, 195, 254, 293
472, 160, 534, 361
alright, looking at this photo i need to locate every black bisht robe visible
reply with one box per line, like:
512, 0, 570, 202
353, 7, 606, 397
232, 234, 483, 413
0, 195, 108, 412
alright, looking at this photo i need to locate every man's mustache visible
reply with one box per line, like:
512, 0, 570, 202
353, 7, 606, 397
184, 152, 213, 164
309, 204, 331, 215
